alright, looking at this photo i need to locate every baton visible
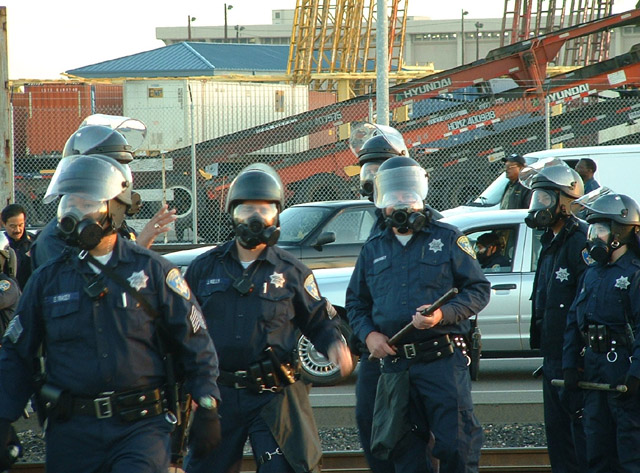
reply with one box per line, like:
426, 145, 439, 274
368, 288, 459, 361
551, 378, 628, 393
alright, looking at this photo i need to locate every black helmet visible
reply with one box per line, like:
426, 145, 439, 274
63, 125, 134, 163
225, 165, 285, 212
520, 158, 584, 198
583, 193, 640, 226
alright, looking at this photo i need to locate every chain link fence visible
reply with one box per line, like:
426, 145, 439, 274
11, 79, 640, 244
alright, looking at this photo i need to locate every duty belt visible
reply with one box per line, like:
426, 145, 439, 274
583, 323, 632, 361
218, 363, 300, 393
72, 387, 165, 422
396, 334, 469, 364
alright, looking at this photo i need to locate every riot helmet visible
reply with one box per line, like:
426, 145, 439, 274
48, 155, 132, 250
574, 191, 640, 264
226, 164, 284, 249
0, 232, 17, 278
374, 156, 429, 234
521, 158, 584, 228
351, 123, 409, 199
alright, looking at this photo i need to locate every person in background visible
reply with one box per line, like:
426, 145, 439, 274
500, 154, 532, 210
1, 204, 35, 290
522, 159, 588, 473
575, 158, 600, 194
31, 117, 176, 270
563, 191, 640, 472
475, 232, 511, 272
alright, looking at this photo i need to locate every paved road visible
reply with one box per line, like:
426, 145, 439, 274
310, 357, 544, 427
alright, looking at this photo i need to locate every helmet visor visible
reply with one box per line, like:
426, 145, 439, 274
570, 187, 613, 218
519, 158, 572, 189
80, 114, 147, 151
45, 155, 131, 203
374, 166, 428, 210
529, 189, 558, 212
44, 155, 133, 204
587, 221, 612, 244
349, 122, 409, 157
233, 203, 278, 226
57, 195, 108, 223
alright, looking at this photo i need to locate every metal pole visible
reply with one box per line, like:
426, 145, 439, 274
188, 15, 192, 41
224, 4, 228, 41
545, 98, 551, 149
188, 84, 198, 244
376, 0, 389, 126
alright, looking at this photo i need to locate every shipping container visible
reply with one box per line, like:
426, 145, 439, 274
123, 80, 310, 156
14, 82, 123, 157
308, 90, 338, 149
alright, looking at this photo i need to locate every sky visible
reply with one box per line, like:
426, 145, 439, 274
4, 0, 639, 80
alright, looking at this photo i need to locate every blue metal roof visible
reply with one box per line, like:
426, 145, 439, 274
65, 42, 291, 78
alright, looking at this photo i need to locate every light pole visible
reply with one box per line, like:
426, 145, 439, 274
224, 4, 233, 41
187, 15, 196, 41
461, 10, 469, 65
475, 21, 483, 61
235, 25, 245, 42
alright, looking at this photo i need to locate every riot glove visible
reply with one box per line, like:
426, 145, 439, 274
188, 405, 222, 458
563, 368, 580, 392
0, 420, 22, 471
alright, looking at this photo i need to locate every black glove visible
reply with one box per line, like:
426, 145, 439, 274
616, 375, 640, 401
188, 406, 222, 459
0, 420, 22, 471
563, 368, 580, 392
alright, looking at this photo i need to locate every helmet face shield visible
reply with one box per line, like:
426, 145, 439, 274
359, 161, 382, 197
57, 195, 108, 226
529, 189, 558, 212
374, 166, 428, 210
349, 122, 409, 157
80, 114, 147, 152
587, 222, 612, 245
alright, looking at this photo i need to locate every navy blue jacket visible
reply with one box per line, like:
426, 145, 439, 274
0, 274, 20, 335
530, 216, 588, 358
564, 250, 640, 377
185, 240, 342, 372
0, 236, 220, 421
5, 231, 34, 290
346, 220, 490, 344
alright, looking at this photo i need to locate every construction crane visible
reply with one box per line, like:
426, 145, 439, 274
501, 0, 615, 66
286, 0, 415, 98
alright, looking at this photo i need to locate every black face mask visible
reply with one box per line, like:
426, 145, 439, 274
525, 208, 559, 229
587, 239, 610, 265
58, 215, 106, 251
360, 180, 374, 200
476, 248, 490, 266
234, 216, 280, 249
385, 209, 427, 234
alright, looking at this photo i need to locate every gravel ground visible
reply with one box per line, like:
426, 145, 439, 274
13, 423, 547, 464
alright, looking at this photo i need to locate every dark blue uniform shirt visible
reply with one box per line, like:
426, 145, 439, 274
185, 240, 342, 372
564, 250, 640, 377
346, 220, 490, 344
530, 216, 588, 358
0, 236, 220, 421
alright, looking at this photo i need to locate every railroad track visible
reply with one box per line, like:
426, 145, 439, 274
10, 448, 550, 472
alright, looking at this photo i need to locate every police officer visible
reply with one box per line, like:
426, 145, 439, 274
563, 192, 640, 472
183, 164, 352, 473
0, 154, 221, 472
475, 232, 510, 272
31, 116, 176, 269
0, 233, 20, 337
522, 159, 588, 473
346, 156, 490, 473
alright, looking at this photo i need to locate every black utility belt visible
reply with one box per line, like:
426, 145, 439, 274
72, 386, 165, 422
218, 361, 300, 394
583, 324, 631, 354
396, 334, 467, 363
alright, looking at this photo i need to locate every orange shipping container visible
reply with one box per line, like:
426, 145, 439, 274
20, 82, 123, 157
308, 90, 337, 149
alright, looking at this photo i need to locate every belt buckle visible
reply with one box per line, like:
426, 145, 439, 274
403, 344, 417, 359
94, 393, 114, 419
234, 370, 248, 389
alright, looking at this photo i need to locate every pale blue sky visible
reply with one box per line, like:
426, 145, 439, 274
5, 0, 638, 80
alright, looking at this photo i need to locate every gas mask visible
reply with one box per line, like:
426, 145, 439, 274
475, 246, 491, 266
57, 195, 111, 250
385, 208, 427, 234
525, 189, 560, 229
359, 161, 382, 200
232, 202, 280, 250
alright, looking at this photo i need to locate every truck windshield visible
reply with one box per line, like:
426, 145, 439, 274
279, 206, 333, 243
467, 175, 509, 207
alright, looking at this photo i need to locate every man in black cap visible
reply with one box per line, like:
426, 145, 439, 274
500, 154, 532, 209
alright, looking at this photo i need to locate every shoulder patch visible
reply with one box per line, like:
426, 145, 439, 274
582, 248, 596, 266
5, 315, 23, 344
457, 235, 476, 259
304, 274, 321, 301
0, 280, 10, 292
166, 268, 191, 300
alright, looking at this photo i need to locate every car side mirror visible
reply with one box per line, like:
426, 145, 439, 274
313, 231, 336, 250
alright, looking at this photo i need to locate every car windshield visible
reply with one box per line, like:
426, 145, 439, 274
467, 175, 508, 207
279, 206, 333, 243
